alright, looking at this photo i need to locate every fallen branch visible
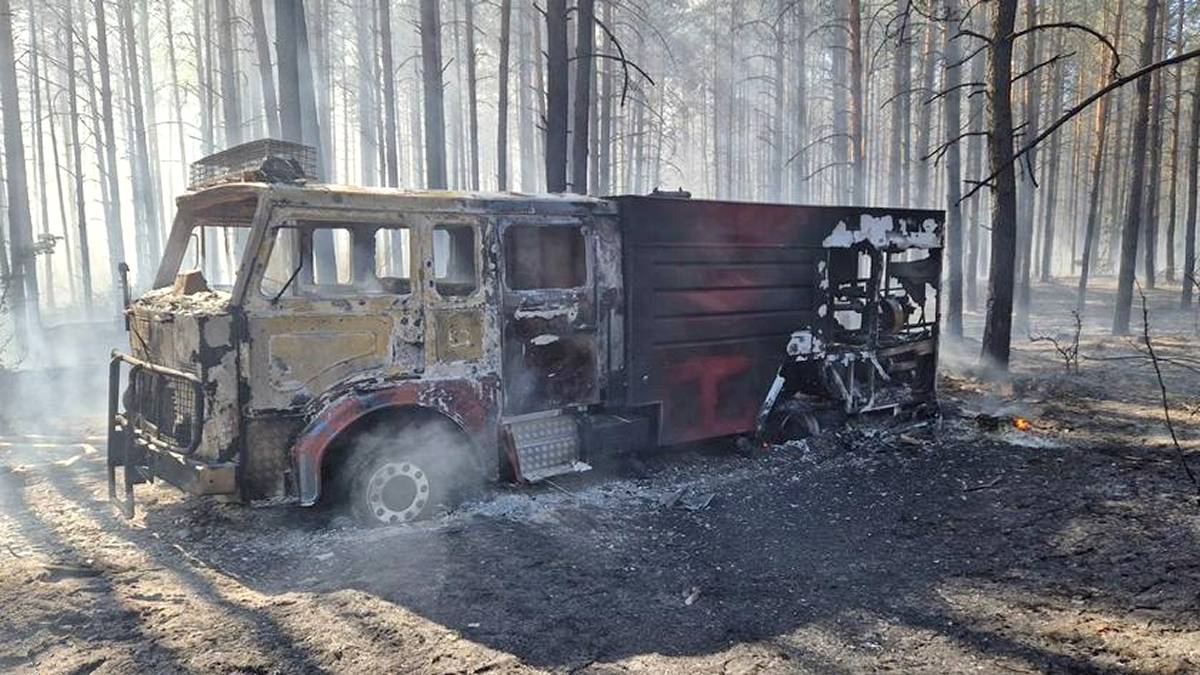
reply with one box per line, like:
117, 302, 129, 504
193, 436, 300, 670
1137, 284, 1200, 497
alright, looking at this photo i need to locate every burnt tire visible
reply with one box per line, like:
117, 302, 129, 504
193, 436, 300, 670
343, 421, 479, 526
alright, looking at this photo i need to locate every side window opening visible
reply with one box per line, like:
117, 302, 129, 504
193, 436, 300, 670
375, 227, 412, 294
504, 225, 586, 290
260, 222, 411, 298
433, 224, 477, 297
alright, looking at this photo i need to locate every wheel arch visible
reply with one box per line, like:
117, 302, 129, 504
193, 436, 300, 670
292, 379, 500, 506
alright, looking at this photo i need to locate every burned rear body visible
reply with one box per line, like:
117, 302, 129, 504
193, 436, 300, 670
108, 165, 942, 522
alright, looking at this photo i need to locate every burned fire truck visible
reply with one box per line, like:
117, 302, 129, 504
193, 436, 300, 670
109, 141, 943, 524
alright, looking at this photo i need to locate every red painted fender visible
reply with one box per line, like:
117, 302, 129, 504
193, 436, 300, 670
292, 376, 500, 505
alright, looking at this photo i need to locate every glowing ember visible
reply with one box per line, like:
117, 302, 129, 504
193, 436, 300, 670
1012, 417, 1032, 432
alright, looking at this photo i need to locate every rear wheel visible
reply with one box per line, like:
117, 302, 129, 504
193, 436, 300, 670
343, 421, 479, 526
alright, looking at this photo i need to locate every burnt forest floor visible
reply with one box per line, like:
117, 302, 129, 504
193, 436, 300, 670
2, 278, 1200, 674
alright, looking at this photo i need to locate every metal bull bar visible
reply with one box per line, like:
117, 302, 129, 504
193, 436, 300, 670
107, 351, 205, 518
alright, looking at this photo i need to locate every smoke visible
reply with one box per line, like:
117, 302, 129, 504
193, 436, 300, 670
333, 418, 487, 524
0, 315, 123, 437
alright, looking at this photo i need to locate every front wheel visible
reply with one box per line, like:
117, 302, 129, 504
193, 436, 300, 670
344, 422, 479, 526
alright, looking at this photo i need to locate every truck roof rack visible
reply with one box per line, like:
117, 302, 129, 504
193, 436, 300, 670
189, 139, 317, 190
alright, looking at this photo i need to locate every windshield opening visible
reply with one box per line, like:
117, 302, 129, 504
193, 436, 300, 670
180, 220, 252, 291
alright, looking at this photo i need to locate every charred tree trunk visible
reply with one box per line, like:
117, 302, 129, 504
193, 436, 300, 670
597, 0, 613, 195
1164, 0, 1184, 283
250, 0, 281, 138
888, 2, 912, 206
216, 0, 243, 146
465, 0, 480, 190
164, 0, 190, 189
1013, 0, 1041, 331
276, 0, 302, 143
570, 0, 594, 193
0, 0, 38, 340
1142, 8, 1167, 290
379, 0, 400, 186
544, 0, 569, 193
93, 0, 127, 307
1077, 0, 1123, 310
121, 0, 161, 280
913, 20, 937, 207
354, 0, 378, 184
980, 0, 1018, 368
789, 0, 808, 202
497, 0, 512, 190
517, 2, 535, 191
965, 39, 987, 310
1181, 61, 1200, 307
64, 0, 94, 310
1037, 22, 1066, 282
420, 0, 448, 188
943, 0, 963, 338
1113, 0, 1160, 335
28, 4, 55, 308
848, 0, 865, 204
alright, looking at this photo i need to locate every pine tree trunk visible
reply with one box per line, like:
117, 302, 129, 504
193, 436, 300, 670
913, 19, 937, 207
1164, 0, 1184, 283
47, 29, 77, 304
164, 0, 190, 189
1076, 0, 1123, 311
496, 0, 512, 190
1037, 14, 1066, 283
93, 0, 128, 307
276, 0, 302, 142
1141, 8, 1167, 290
120, 0, 161, 281
0, 0, 39, 341
965, 36, 986, 311
1182, 61, 1200, 307
768, 0, 785, 201
28, 3, 55, 308
465, 0, 480, 190
250, 0, 281, 138
942, 0, 963, 338
215, 0, 241, 145
848, 0, 865, 204
597, 0, 613, 195
980, 0, 1018, 368
137, 0, 163, 238
570, 0, 594, 193
544, 0, 569, 192
1013, 0, 1041, 330
789, 0, 808, 202
419, 0, 448, 188
354, 0, 378, 184
379, 0, 400, 186
64, 0, 94, 311
517, 1, 535, 191
1113, 0, 1160, 335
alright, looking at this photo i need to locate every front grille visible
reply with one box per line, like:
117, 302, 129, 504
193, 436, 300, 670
129, 367, 201, 451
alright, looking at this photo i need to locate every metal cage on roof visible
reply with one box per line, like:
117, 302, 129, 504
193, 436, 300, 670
188, 139, 318, 190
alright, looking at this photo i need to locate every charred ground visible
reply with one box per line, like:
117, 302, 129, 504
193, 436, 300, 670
1, 280, 1199, 674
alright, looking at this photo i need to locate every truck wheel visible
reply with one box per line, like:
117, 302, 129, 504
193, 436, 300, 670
344, 422, 477, 526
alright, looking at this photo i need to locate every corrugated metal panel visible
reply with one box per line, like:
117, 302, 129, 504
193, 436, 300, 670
615, 196, 940, 446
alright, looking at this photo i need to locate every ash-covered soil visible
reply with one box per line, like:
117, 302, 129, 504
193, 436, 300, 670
2, 280, 1199, 674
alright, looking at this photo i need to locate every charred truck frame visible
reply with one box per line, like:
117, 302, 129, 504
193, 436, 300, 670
108, 143, 943, 524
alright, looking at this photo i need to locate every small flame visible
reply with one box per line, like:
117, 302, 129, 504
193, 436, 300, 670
1012, 417, 1032, 432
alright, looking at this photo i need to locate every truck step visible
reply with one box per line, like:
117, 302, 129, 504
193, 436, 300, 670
505, 413, 590, 483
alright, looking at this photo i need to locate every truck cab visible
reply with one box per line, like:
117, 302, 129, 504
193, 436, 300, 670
111, 173, 626, 524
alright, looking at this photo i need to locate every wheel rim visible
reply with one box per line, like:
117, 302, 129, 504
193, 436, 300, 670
365, 460, 431, 524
